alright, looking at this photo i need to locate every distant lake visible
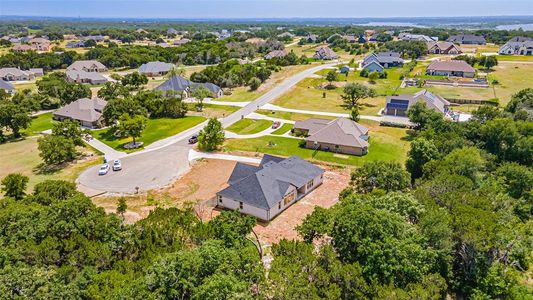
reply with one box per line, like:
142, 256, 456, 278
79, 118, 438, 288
496, 23, 533, 31
354, 22, 427, 28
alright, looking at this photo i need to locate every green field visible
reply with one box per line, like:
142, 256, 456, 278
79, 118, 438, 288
226, 119, 272, 135
224, 120, 410, 167
271, 123, 293, 135
256, 110, 338, 122
0, 138, 101, 193
22, 112, 56, 136
217, 87, 263, 102
93, 116, 206, 151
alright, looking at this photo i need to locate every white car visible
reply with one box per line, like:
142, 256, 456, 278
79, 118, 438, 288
98, 164, 110, 175
112, 160, 122, 171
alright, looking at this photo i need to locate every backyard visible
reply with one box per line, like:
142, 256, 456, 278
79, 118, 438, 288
22, 112, 55, 136
92, 116, 205, 151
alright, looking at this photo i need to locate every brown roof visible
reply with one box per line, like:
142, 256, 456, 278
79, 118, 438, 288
265, 50, 288, 59
296, 118, 369, 148
427, 60, 476, 73
427, 42, 460, 52
53, 98, 107, 123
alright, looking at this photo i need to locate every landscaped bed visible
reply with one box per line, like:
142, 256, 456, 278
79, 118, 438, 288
226, 119, 272, 135
92, 116, 206, 151
271, 123, 293, 135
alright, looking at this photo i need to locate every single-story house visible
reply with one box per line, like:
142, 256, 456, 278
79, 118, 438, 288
294, 117, 370, 156
154, 75, 223, 98
138, 61, 175, 77
447, 34, 486, 45
0, 79, 15, 94
426, 60, 476, 78
362, 51, 404, 71
67, 60, 108, 72
167, 28, 178, 35
313, 45, 339, 60
384, 90, 450, 117
53, 97, 107, 128
80, 35, 106, 42
307, 34, 319, 43
343, 35, 357, 43
29, 38, 50, 51
245, 38, 266, 45
277, 32, 295, 39
216, 154, 324, 222
0, 67, 42, 81
498, 37, 533, 55
399, 33, 438, 42
66, 41, 86, 48
12, 44, 33, 52
265, 50, 288, 60
66, 70, 108, 85
427, 42, 462, 54
173, 38, 191, 46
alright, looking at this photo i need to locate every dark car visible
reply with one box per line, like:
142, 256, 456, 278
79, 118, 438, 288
272, 121, 281, 129
188, 134, 198, 144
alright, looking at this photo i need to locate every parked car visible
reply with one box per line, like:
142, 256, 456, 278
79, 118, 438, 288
188, 134, 198, 144
112, 160, 122, 171
272, 121, 281, 129
98, 164, 110, 175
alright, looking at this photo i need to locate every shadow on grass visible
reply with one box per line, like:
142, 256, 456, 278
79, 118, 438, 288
401, 129, 419, 142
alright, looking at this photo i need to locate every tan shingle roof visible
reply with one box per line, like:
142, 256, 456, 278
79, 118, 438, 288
427, 60, 476, 73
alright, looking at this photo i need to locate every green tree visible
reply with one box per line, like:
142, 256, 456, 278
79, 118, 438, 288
406, 138, 440, 181
121, 72, 148, 89
368, 70, 379, 83
117, 114, 147, 146
1, 173, 29, 200
37, 135, 77, 165
248, 77, 261, 91
325, 70, 338, 86
198, 118, 225, 151
350, 161, 411, 193
51, 119, 84, 145
0, 103, 31, 138
407, 101, 444, 130
117, 197, 128, 220
341, 83, 375, 110
191, 86, 212, 112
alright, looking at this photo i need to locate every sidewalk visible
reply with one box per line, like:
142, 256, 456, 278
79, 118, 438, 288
85, 137, 126, 161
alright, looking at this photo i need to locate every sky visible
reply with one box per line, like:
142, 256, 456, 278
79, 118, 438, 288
1, 0, 532, 19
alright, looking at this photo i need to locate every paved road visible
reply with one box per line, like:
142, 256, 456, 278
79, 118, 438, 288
77, 62, 339, 194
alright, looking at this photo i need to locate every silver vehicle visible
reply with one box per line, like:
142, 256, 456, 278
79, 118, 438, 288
112, 160, 122, 171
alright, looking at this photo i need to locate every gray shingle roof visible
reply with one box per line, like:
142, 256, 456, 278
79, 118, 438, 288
0, 79, 15, 91
427, 60, 476, 73
155, 75, 222, 96
447, 34, 486, 44
218, 155, 324, 210
305, 118, 369, 148
66, 70, 107, 82
53, 98, 107, 123
138, 61, 174, 74
67, 60, 107, 71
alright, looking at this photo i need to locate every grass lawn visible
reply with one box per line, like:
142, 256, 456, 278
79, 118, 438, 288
92, 116, 206, 151
188, 104, 240, 119
218, 86, 263, 102
496, 55, 533, 62
0, 138, 101, 193
271, 123, 293, 135
256, 109, 337, 122
226, 119, 272, 135
22, 112, 56, 136
224, 120, 410, 167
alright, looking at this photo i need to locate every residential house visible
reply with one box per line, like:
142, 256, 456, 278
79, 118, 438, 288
294, 118, 370, 156
80, 35, 106, 42
277, 32, 295, 39
343, 35, 357, 43
0, 67, 42, 81
173, 38, 191, 46
167, 28, 178, 35
498, 37, 533, 55
245, 38, 266, 45
53, 97, 107, 128
447, 34, 486, 45
399, 33, 438, 42
29, 37, 50, 51
357, 35, 367, 43
339, 66, 350, 74
138, 61, 175, 77
66, 70, 108, 85
306, 34, 319, 43
384, 90, 450, 117
63, 34, 77, 40
426, 60, 476, 77
12, 44, 32, 52
135, 28, 148, 34
265, 50, 288, 60
216, 155, 324, 222
67, 60, 108, 72
154, 75, 223, 98
427, 42, 462, 54
66, 41, 86, 48
362, 51, 404, 71
313, 45, 339, 60
0, 79, 15, 94
327, 34, 342, 43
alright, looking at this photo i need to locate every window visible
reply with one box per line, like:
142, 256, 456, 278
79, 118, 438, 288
239, 202, 243, 210
283, 191, 295, 205
306, 180, 314, 190
278, 202, 281, 210
217, 195, 223, 204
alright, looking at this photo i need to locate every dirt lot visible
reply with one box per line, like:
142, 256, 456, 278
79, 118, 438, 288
92, 158, 351, 246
